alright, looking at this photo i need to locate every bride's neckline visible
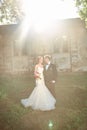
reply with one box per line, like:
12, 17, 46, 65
37, 64, 43, 68
38, 66, 43, 68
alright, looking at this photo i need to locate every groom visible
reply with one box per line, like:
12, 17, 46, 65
44, 55, 58, 98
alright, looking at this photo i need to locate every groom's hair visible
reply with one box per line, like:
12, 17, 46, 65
44, 55, 51, 60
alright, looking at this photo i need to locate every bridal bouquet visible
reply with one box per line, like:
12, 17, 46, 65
34, 71, 41, 79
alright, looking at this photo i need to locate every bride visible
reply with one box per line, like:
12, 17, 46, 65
21, 56, 56, 111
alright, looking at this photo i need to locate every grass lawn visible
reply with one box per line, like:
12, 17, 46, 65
0, 72, 87, 130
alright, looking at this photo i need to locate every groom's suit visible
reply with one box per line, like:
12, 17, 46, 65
44, 62, 58, 97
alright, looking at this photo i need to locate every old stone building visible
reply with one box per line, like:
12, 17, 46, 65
0, 18, 87, 73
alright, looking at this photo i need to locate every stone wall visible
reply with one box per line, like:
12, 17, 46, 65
0, 36, 34, 73
0, 18, 87, 73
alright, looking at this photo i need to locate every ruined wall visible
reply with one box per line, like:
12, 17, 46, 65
0, 35, 33, 73
0, 19, 87, 73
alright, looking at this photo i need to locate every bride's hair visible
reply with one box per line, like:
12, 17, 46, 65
37, 56, 43, 63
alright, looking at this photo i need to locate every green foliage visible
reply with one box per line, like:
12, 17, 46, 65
76, 0, 87, 27
0, 0, 24, 24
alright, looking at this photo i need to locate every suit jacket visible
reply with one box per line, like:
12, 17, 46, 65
44, 63, 58, 83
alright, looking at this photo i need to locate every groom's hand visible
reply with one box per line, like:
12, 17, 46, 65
51, 80, 55, 83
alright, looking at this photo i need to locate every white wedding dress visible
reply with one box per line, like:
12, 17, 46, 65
21, 67, 56, 111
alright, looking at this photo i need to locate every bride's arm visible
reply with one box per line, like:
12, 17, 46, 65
34, 65, 41, 79
34, 65, 39, 75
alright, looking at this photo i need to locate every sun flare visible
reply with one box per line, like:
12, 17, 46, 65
21, 0, 79, 32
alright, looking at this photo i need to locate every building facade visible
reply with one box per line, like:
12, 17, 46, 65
0, 18, 87, 73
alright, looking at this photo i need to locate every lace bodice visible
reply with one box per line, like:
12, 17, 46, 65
37, 67, 43, 74
35, 67, 44, 85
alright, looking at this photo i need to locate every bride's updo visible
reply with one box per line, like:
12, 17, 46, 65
37, 56, 43, 64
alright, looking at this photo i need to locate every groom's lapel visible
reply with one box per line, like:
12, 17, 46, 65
47, 63, 51, 71
44, 65, 47, 71
44, 63, 51, 71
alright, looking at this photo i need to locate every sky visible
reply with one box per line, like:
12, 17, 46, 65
22, 0, 79, 32
0, 0, 79, 31
23, 0, 79, 20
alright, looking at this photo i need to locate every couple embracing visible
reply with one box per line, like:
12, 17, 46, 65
21, 55, 58, 111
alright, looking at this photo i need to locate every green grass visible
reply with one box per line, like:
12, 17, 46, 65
0, 72, 87, 130
63, 107, 87, 130
0, 74, 34, 130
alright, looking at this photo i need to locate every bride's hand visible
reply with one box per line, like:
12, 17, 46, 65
34, 72, 41, 79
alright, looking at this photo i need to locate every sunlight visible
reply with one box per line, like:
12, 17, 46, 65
21, 0, 79, 33
14, 17, 31, 49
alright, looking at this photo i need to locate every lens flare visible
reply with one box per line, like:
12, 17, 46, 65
48, 120, 53, 128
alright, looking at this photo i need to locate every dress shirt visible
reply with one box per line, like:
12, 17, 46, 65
46, 62, 50, 70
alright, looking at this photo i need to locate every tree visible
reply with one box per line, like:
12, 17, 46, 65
0, 0, 24, 24
76, 0, 87, 28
